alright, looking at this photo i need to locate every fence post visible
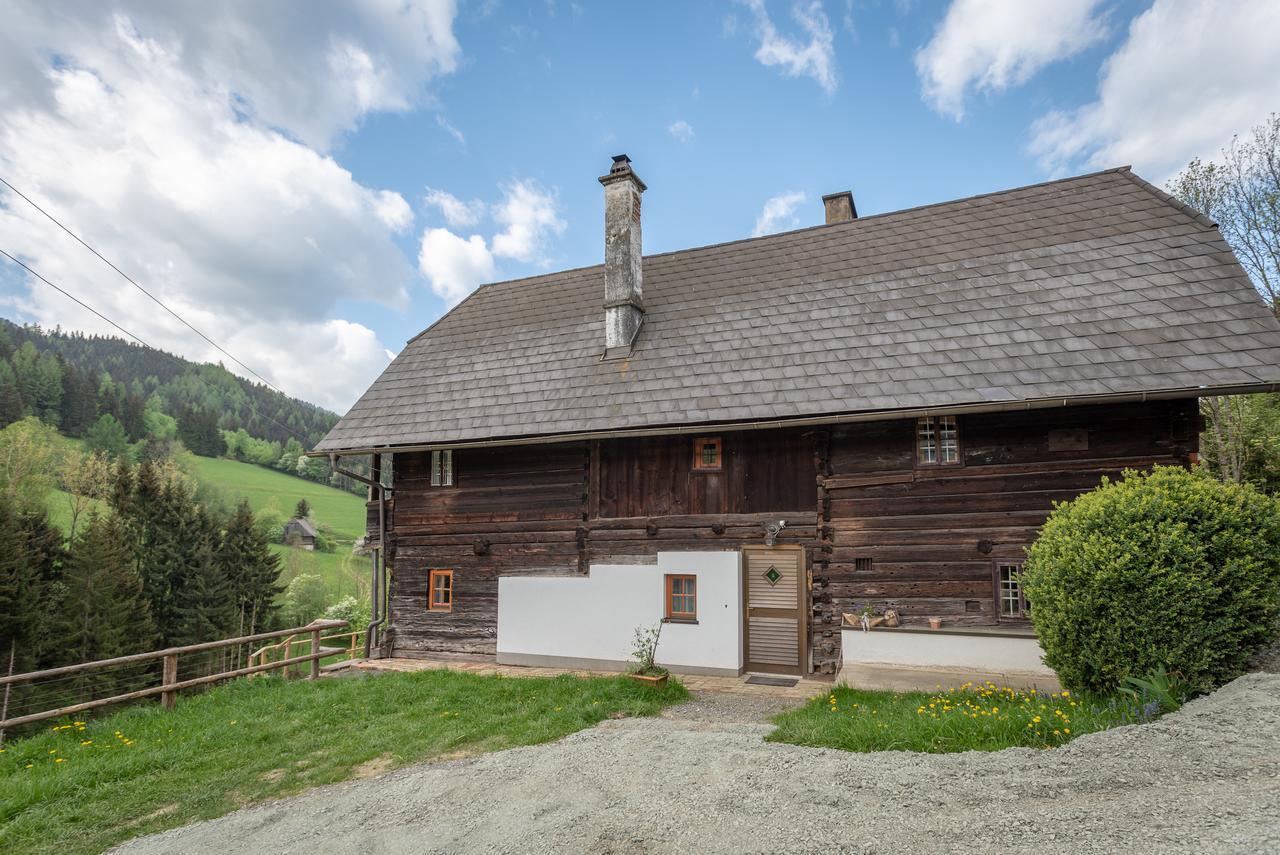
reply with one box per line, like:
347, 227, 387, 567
309, 626, 321, 680
284, 640, 293, 680
161, 654, 178, 710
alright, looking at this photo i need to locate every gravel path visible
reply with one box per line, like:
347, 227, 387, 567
112, 674, 1280, 855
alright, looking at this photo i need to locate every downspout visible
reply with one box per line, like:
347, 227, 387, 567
329, 454, 389, 658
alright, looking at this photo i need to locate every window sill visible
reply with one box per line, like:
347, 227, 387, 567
662, 618, 699, 625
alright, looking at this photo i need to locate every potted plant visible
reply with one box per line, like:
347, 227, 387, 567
628, 622, 669, 688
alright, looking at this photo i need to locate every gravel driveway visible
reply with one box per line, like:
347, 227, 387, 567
112, 673, 1280, 855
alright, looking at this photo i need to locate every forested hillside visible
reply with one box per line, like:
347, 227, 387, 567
0, 319, 338, 448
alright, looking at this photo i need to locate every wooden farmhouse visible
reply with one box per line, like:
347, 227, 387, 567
316, 156, 1280, 683
282, 516, 317, 551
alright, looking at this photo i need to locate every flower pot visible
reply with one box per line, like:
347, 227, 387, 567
928, 617, 943, 630
629, 672, 668, 689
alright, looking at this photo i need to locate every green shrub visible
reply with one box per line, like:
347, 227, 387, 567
1023, 465, 1280, 695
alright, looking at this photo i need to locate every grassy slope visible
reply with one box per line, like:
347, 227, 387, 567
190, 456, 369, 601
0, 670, 687, 855
271, 543, 368, 602
190, 456, 366, 542
43, 452, 368, 602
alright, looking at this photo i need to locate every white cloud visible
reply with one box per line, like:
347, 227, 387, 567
417, 228, 497, 305
416, 180, 565, 304
916, 0, 1107, 120
491, 180, 566, 263
753, 191, 808, 236
742, 0, 838, 94
424, 188, 486, 228
668, 119, 696, 143
0, 2, 462, 412
373, 191, 415, 232
1029, 0, 1280, 181
436, 114, 466, 147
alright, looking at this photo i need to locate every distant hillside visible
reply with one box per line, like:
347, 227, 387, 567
0, 319, 338, 447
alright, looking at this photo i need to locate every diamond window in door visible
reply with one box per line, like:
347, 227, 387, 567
763, 565, 782, 586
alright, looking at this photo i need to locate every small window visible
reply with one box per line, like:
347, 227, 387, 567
917, 415, 959, 465
996, 564, 1029, 619
430, 450, 453, 486
854, 557, 873, 573
692, 437, 721, 471
429, 569, 453, 612
665, 574, 697, 621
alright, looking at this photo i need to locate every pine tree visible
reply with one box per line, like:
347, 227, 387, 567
169, 505, 235, 672
57, 358, 99, 437
84, 413, 131, 458
294, 499, 311, 519
217, 500, 283, 665
50, 513, 155, 702
0, 362, 24, 428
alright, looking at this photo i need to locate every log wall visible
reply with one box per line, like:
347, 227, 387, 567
810, 399, 1198, 674
382, 400, 1197, 672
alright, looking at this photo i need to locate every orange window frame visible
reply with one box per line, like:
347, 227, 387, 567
428, 569, 454, 612
665, 574, 697, 621
692, 437, 722, 471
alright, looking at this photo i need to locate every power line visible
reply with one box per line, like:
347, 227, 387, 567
0, 249, 154, 349
0, 176, 291, 399
0, 248, 315, 447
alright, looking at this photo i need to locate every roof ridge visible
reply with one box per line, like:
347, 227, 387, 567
1114, 168, 1220, 230
403, 166, 1137, 343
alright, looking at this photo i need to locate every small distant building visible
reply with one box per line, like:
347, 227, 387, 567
283, 517, 317, 550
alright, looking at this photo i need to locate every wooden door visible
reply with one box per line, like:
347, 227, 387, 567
742, 546, 806, 675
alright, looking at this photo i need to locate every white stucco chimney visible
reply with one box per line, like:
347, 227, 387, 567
599, 154, 646, 354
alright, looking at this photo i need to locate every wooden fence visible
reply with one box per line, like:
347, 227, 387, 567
0, 620, 349, 739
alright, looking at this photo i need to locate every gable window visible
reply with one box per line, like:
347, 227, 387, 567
693, 437, 721, 471
430, 450, 454, 486
917, 415, 959, 465
996, 563, 1029, 620
429, 569, 453, 612
665, 574, 697, 621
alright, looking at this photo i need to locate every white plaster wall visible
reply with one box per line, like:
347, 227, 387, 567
497, 551, 742, 675
842, 628, 1054, 675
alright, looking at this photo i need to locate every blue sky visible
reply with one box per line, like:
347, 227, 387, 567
0, 1, 1276, 412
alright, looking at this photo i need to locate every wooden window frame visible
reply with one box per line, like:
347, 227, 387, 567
993, 562, 1030, 621
664, 573, 697, 621
428, 569, 454, 612
915, 415, 962, 468
430, 449, 454, 487
692, 437, 722, 472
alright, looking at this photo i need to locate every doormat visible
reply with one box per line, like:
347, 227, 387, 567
745, 675, 799, 687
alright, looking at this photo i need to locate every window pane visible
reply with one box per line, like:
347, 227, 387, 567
917, 418, 937, 463
442, 450, 453, 485
939, 416, 958, 463
999, 566, 1021, 617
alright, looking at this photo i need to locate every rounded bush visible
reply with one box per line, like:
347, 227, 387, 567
1022, 465, 1280, 695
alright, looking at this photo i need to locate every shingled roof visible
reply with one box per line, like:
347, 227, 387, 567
317, 167, 1280, 454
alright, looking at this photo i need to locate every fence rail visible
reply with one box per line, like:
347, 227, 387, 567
248, 627, 366, 678
0, 620, 349, 736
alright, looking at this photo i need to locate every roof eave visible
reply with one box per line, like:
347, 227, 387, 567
308, 381, 1278, 457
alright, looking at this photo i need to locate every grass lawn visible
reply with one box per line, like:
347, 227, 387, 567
191, 456, 366, 541
0, 670, 687, 855
768, 682, 1137, 753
